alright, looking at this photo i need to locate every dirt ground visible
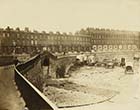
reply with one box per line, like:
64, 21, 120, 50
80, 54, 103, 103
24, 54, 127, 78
60, 66, 140, 110
44, 65, 139, 109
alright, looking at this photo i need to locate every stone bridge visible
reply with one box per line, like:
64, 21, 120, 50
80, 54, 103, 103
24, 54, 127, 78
0, 52, 76, 110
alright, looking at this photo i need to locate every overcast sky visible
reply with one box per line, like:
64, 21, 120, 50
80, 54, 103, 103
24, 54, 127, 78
0, 0, 140, 33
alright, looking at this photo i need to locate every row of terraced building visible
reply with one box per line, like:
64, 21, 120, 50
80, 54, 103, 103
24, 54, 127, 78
0, 26, 140, 54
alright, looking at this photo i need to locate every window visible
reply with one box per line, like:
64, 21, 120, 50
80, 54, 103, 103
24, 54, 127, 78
31, 40, 34, 45
35, 35, 37, 39
44, 35, 46, 39
22, 35, 24, 39
31, 35, 34, 39
48, 36, 50, 40
17, 40, 20, 45
13, 40, 16, 46
26, 35, 29, 39
7, 33, 10, 37
3, 33, 5, 37
40, 35, 42, 39
17, 33, 20, 37
35, 40, 37, 45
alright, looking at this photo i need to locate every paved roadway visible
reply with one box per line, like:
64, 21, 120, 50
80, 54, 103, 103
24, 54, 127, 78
0, 65, 25, 110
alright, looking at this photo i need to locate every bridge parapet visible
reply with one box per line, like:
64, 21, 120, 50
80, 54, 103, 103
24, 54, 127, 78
15, 53, 59, 110
14, 52, 76, 110
15, 67, 58, 110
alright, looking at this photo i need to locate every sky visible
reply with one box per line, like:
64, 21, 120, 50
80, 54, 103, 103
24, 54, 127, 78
0, 0, 140, 33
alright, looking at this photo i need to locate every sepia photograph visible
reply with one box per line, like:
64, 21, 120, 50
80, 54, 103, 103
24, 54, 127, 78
0, 0, 140, 110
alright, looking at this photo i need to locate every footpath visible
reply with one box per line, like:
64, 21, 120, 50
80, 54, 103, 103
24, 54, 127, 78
0, 65, 25, 110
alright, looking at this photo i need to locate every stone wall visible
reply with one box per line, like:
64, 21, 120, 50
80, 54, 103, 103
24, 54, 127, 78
23, 60, 44, 91
49, 56, 76, 78
21, 55, 76, 90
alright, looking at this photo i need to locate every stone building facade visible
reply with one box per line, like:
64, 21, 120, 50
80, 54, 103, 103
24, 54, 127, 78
0, 27, 91, 54
0, 27, 140, 55
78, 28, 140, 52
